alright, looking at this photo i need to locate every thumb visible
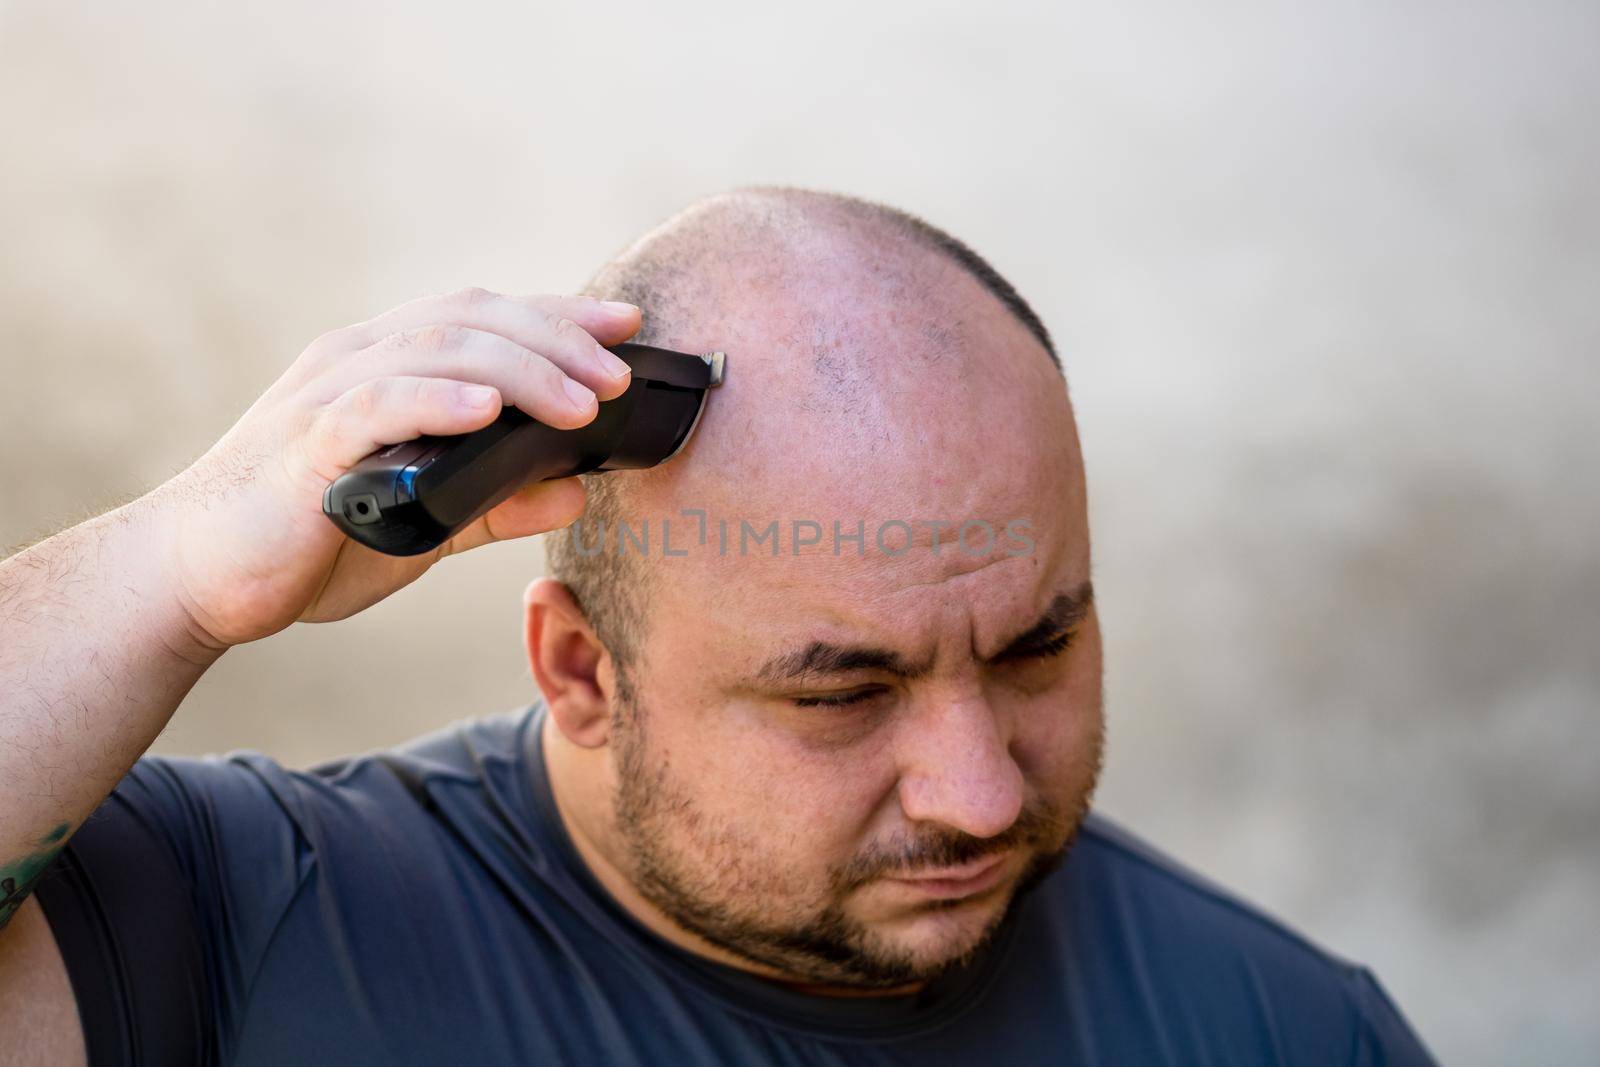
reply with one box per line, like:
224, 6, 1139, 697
437, 477, 588, 557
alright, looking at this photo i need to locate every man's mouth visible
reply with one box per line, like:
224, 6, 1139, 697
883, 852, 1011, 900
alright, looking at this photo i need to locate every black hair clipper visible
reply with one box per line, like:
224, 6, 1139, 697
322, 343, 726, 556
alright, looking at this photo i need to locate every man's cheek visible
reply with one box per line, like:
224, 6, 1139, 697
1010, 692, 1099, 805
730, 751, 875, 876
1027, 639, 1103, 763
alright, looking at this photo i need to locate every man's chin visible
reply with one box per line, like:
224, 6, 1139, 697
852, 873, 1021, 978
866, 843, 1071, 971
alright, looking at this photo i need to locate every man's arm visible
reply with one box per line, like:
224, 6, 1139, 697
0, 493, 223, 931
0, 899, 84, 1067
0, 289, 640, 1060
0, 496, 211, 1067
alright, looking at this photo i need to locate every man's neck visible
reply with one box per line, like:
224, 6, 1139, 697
537, 712, 925, 998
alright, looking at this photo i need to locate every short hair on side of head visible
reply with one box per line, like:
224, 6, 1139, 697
543, 472, 646, 708
543, 184, 1059, 692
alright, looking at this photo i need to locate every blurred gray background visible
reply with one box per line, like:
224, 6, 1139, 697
3, 1, 1596, 1061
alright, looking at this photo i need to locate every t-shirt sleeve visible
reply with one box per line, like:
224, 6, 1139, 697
32, 752, 315, 1067
1348, 965, 1440, 1067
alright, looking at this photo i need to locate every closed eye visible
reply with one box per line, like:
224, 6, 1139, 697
790, 629, 1077, 708
791, 687, 885, 709
993, 627, 1077, 663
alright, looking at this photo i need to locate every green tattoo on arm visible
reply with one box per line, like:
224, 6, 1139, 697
0, 823, 71, 930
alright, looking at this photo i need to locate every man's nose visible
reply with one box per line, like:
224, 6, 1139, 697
894, 691, 1025, 840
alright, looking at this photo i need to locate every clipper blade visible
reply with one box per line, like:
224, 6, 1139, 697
704, 351, 726, 386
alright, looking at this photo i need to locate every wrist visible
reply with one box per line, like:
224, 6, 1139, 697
116, 485, 232, 667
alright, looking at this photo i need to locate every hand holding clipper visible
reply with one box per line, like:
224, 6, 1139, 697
145, 289, 700, 649
323, 344, 725, 555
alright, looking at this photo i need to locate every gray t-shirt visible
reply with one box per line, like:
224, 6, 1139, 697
36, 701, 1437, 1065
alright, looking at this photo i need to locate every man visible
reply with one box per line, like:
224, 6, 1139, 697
0, 185, 1436, 1064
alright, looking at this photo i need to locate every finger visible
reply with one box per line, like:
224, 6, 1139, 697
301, 375, 504, 478
320, 325, 602, 433
338, 287, 641, 350
324, 288, 640, 399
437, 476, 588, 556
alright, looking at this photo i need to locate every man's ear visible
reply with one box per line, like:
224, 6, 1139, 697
524, 577, 614, 748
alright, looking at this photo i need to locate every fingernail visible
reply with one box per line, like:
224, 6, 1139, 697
600, 301, 638, 318
595, 346, 632, 380
563, 377, 596, 411
458, 384, 497, 408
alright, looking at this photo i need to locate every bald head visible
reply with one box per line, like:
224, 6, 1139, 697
546, 185, 1076, 681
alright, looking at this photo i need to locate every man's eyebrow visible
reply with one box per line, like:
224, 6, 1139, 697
985, 580, 1095, 661
755, 642, 933, 685
753, 580, 1095, 686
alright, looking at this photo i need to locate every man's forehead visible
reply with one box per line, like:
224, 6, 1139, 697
620, 318, 1086, 646
646, 510, 1085, 661
633, 556, 1088, 708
